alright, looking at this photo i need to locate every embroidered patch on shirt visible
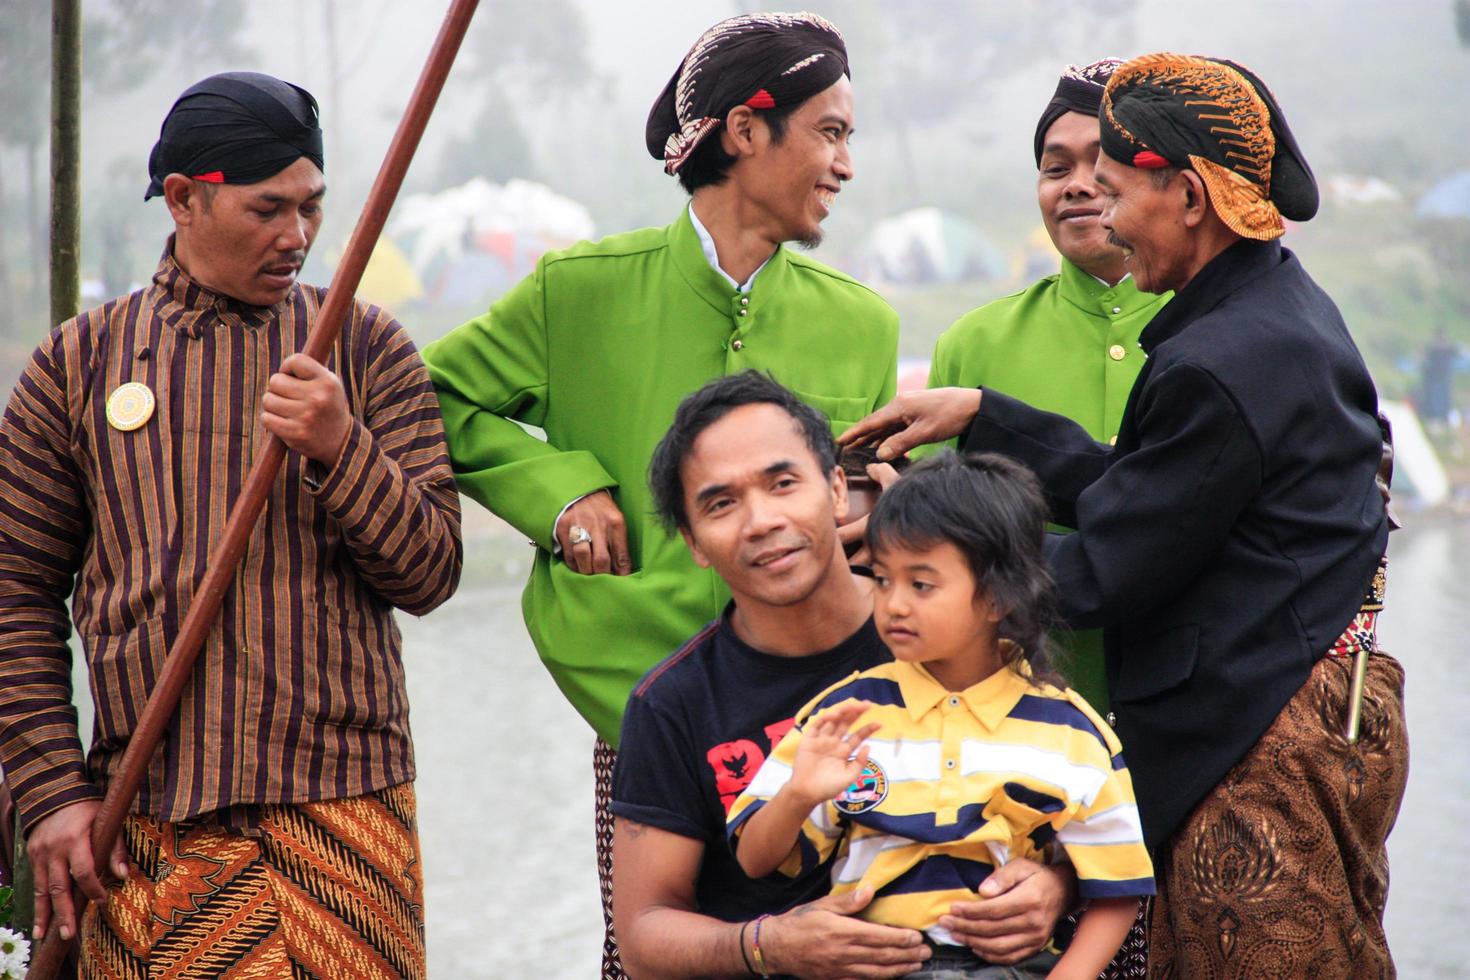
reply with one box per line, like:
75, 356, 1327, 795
835, 759, 888, 815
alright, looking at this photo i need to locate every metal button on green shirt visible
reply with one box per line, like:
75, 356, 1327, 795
422, 210, 898, 745
927, 258, 1170, 711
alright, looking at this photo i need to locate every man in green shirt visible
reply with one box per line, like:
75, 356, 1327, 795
928, 59, 1169, 720
421, 14, 896, 976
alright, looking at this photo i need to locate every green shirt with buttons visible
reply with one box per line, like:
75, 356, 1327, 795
927, 257, 1170, 713
422, 209, 899, 746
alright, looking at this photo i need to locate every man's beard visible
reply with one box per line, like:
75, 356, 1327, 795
793, 230, 824, 250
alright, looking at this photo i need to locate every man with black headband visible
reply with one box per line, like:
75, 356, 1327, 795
924, 59, 1169, 977
929, 58, 1169, 715
0, 72, 460, 978
422, 12, 904, 977
841, 54, 1406, 977
142, 71, 325, 207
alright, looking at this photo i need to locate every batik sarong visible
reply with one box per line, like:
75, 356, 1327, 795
1054, 900, 1149, 978
594, 737, 628, 980
1149, 567, 1407, 979
80, 783, 424, 980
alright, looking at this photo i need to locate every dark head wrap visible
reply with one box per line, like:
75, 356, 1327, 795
1032, 58, 1123, 166
145, 71, 323, 201
1099, 54, 1317, 240
646, 12, 848, 176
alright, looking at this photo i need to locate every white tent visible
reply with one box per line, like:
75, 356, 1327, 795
1322, 174, 1402, 207
860, 207, 1006, 285
1379, 399, 1450, 508
391, 177, 596, 281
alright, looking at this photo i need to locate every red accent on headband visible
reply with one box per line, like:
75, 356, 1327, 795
745, 89, 776, 109
1132, 151, 1170, 169
192, 171, 225, 183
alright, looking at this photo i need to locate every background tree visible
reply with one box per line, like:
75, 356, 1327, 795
0, 0, 250, 341
432, 0, 598, 189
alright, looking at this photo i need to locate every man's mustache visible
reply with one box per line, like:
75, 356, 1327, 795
261, 251, 308, 273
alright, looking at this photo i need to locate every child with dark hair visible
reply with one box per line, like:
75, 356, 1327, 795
728, 451, 1153, 978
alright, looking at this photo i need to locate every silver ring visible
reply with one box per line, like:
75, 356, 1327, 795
569, 525, 592, 546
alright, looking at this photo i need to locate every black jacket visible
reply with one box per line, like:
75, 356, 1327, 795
966, 239, 1387, 849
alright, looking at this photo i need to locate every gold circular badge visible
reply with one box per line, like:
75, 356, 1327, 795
106, 382, 156, 432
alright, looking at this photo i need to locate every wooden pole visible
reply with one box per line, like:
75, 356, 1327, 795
26, 0, 479, 974
50, 0, 81, 327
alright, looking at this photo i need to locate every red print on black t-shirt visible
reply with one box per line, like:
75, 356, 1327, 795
707, 717, 799, 813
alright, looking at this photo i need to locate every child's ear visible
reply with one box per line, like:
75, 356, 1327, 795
977, 591, 1009, 623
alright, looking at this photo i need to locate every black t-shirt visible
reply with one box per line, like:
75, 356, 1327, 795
612, 607, 891, 922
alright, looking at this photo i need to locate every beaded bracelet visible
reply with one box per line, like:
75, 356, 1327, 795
739, 919, 758, 976
751, 913, 773, 978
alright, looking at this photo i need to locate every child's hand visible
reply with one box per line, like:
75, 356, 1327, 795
790, 700, 881, 807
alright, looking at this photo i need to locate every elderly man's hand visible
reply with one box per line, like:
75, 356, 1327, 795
26, 799, 129, 942
556, 490, 633, 575
761, 887, 930, 979
937, 858, 1074, 964
838, 388, 982, 462
261, 353, 353, 465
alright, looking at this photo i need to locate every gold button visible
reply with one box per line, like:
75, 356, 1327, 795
1108, 344, 1126, 361
732, 339, 744, 351
1108, 435, 1118, 446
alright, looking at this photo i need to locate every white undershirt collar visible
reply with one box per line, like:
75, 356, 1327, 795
688, 202, 770, 293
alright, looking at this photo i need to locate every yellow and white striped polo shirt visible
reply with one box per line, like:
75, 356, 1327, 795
728, 660, 1154, 942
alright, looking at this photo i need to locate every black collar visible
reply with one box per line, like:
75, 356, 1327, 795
1138, 238, 1284, 355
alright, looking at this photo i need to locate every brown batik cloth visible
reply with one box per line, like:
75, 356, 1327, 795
80, 783, 424, 979
1149, 564, 1407, 978
594, 737, 629, 980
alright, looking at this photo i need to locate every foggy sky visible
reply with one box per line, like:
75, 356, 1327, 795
73, 0, 1467, 257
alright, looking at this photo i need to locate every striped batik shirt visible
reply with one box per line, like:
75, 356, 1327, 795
729, 659, 1154, 943
0, 244, 462, 833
